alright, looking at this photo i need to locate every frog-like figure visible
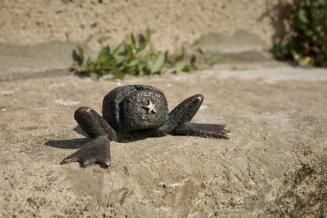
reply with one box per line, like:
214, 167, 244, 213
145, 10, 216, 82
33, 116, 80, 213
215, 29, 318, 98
61, 85, 230, 167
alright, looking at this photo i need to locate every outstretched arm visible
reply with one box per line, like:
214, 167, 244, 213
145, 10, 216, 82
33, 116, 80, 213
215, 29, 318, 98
74, 107, 118, 141
160, 94, 230, 138
153, 94, 204, 135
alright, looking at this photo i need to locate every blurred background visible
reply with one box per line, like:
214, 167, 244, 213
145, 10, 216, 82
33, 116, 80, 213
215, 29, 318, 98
0, 0, 275, 51
0, 0, 287, 79
1, 0, 326, 79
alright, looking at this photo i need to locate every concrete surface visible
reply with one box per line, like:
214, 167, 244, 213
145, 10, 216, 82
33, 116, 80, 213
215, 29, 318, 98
193, 31, 267, 54
0, 65, 326, 217
0, 0, 280, 52
0, 41, 89, 81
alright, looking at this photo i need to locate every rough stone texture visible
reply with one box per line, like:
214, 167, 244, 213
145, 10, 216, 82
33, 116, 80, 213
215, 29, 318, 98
0, 0, 278, 52
193, 31, 267, 54
0, 41, 89, 81
1, 65, 326, 217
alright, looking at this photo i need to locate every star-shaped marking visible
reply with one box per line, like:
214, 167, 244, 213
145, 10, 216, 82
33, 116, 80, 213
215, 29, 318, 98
143, 100, 156, 114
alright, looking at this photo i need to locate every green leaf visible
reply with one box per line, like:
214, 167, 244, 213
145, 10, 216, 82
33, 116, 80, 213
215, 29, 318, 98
137, 33, 147, 50
113, 43, 127, 57
127, 59, 141, 67
111, 65, 125, 79
126, 44, 136, 59
174, 47, 185, 63
145, 26, 154, 53
137, 64, 145, 76
145, 26, 152, 43
130, 33, 137, 51
190, 54, 196, 64
71, 27, 198, 79
196, 48, 204, 55
72, 46, 85, 66
70, 63, 81, 72
292, 51, 301, 61
148, 52, 165, 74
297, 9, 309, 24
172, 61, 186, 74
97, 46, 111, 63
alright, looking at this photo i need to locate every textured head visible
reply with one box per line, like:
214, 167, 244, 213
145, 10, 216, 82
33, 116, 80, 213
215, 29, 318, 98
102, 85, 168, 133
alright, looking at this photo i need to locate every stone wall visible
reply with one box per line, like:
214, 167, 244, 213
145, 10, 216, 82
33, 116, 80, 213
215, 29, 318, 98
0, 0, 280, 51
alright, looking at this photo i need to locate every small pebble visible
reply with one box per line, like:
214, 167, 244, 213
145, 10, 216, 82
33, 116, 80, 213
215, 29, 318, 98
199, 105, 208, 110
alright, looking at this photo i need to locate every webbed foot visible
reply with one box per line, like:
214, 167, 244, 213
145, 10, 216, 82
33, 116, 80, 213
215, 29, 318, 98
60, 136, 111, 168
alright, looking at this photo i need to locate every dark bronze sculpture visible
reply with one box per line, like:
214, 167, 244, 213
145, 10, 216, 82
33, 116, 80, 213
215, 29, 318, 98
61, 85, 230, 167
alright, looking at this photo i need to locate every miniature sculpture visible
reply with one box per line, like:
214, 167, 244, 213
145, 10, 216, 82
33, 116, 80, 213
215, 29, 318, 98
61, 85, 230, 167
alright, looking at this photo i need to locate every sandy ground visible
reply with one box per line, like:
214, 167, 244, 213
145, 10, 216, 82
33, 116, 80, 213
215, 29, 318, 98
0, 66, 327, 217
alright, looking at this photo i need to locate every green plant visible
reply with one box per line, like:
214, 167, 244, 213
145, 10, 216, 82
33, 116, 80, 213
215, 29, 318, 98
272, 0, 327, 67
71, 27, 196, 79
